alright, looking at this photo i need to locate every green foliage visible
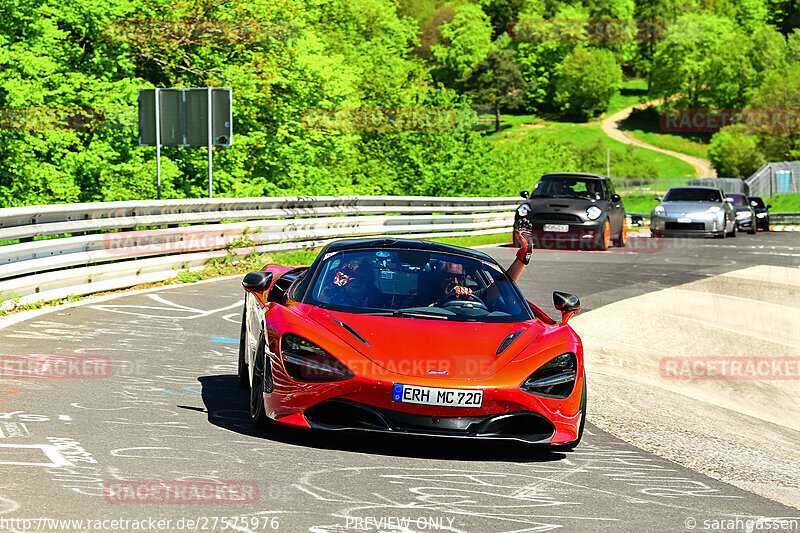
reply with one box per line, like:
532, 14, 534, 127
708, 126, 765, 178
430, 4, 493, 87
460, 49, 527, 131
555, 47, 622, 120
650, 14, 756, 110
748, 64, 800, 161
480, 0, 527, 38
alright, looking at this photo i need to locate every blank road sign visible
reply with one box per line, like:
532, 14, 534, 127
138, 88, 232, 147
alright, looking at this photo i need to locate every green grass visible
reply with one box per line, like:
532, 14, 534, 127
768, 193, 800, 212
605, 78, 649, 116
621, 106, 712, 159
620, 193, 661, 214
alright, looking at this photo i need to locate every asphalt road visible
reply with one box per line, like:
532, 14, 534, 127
1, 232, 799, 533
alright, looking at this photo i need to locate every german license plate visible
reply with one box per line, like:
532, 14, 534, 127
392, 384, 483, 408
677, 217, 692, 223
543, 224, 569, 232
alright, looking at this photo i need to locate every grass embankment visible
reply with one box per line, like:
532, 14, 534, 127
0, 233, 511, 317
605, 79, 649, 116
483, 111, 696, 180
768, 193, 800, 212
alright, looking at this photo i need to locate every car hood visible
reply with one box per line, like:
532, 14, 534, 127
308, 307, 542, 380
526, 196, 601, 211
658, 201, 722, 213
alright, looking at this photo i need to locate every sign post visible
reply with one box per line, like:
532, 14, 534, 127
138, 88, 232, 200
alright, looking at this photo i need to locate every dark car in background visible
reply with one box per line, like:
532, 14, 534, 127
650, 186, 737, 238
513, 173, 627, 251
748, 196, 771, 231
727, 194, 757, 234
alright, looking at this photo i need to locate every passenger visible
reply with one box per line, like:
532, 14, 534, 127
319, 261, 384, 308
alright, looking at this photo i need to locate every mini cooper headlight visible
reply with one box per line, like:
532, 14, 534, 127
281, 334, 353, 382
654, 205, 665, 216
517, 204, 530, 217
756, 213, 767, 218
521, 352, 577, 398
586, 206, 602, 220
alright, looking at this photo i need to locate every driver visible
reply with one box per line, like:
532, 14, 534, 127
431, 228, 533, 305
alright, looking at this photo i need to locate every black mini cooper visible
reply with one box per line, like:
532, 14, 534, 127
513, 173, 627, 251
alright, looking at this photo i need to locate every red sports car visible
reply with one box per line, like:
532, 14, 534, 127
238, 238, 586, 450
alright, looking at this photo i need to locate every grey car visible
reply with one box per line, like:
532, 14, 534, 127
650, 186, 737, 238
727, 193, 757, 234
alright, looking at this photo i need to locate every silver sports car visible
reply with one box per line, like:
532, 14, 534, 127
650, 186, 737, 238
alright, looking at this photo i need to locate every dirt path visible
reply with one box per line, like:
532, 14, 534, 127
601, 99, 717, 178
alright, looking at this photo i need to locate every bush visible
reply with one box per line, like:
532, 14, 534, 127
708, 126, 765, 178
554, 48, 622, 120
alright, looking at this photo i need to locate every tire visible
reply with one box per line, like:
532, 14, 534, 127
748, 220, 757, 235
237, 307, 250, 389
728, 222, 736, 238
551, 377, 586, 452
596, 220, 611, 251
249, 335, 271, 429
611, 217, 627, 248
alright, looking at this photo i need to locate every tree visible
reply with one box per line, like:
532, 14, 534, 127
748, 64, 800, 161
708, 126, 764, 178
650, 14, 756, 110
460, 49, 527, 132
788, 28, 800, 62
430, 4, 493, 87
554, 47, 622, 120
749, 25, 788, 87
480, 0, 528, 38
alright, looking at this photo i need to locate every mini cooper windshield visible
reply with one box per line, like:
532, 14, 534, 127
531, 177, 603, 200
306, 249, 531, 322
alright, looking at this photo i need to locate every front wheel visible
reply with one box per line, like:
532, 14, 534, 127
237, 307, 249, 389
596, 220, 611, 251
249, 335, 271, 429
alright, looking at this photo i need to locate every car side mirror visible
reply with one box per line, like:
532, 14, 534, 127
520, 190, 529, 199
766, 204, 772, 209
553, 291, 581, 325
242, 271, 273, 293
611, 194, 621, 202
654, 196, 662, 202
724, 197, 734, 203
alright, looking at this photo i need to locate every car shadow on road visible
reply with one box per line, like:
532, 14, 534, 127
198, 374, 565, 463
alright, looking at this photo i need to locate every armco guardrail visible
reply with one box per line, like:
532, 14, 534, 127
0, 196, 518, 310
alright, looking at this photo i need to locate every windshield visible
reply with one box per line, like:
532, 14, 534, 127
727, 194, 747, 206
532, 177, 603, 200
663, 188, 722, 202
748, 197, 765, 208
306, 248, 531, 322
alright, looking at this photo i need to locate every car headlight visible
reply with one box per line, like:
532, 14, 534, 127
517, 204, 530, 217
707, 206, 721, 213
736, 211, 751, 220
281, 334, 353, 382
521, 352, 577, 398
654, 205, 665, 216
757, 213, 767, 218
586, 206, 602, 220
